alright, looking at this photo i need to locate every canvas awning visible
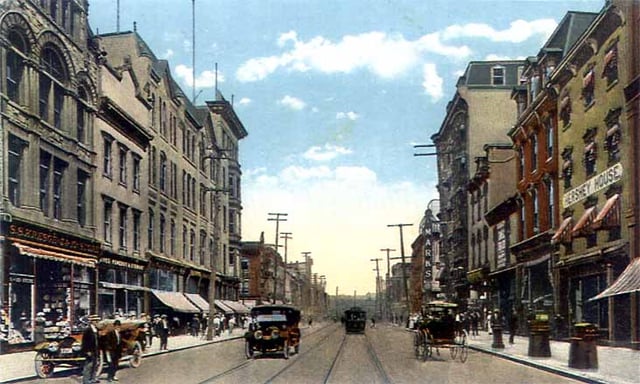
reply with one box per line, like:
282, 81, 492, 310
184, 293, 209, 312
151, 290, 199, 313
572, 207, 596, 235
589, 258, 640, 301
13, 242, 97, 268
552, 217, 573, 243
214, 300, 234, 314
594, 194, 620, 228
222, 300, 250, 314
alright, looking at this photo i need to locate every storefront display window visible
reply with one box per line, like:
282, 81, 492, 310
5, 250, 35, 344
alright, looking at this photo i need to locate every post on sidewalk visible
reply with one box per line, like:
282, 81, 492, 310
491, 310, 505, 349
528, 311, 551, 357
568, 323, 598, 369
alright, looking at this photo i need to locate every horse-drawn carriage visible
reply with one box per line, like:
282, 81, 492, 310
34, 318, 145, 378
413, 301, 468, 363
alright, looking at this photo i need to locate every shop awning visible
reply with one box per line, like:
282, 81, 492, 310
184, 293, 209, 312
13, 242, 97, 268
572, 207, 596, 236
214, 300, 234, 314
594, 194, 620, 228
552, 217, 573, 244
151, 290, 199, 313
241, 300, 258, 309
100, 282, 149, 291
221, 300, 250, 314
589, 258, 640, 301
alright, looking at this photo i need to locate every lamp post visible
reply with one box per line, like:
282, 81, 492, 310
268, 213, 287, 303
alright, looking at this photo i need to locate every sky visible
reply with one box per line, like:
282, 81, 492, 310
88, 0, 604, 296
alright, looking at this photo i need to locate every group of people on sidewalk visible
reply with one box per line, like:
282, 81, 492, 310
80, 315, 122, 384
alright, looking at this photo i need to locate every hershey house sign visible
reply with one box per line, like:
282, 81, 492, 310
562, 163, 623, 208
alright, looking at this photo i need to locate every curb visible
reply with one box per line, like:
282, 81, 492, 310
2, 335, 245, 384
468, 345, 608, 384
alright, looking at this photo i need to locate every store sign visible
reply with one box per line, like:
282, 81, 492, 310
496, 222, 506, 269
8, 221, 101, 256
563, 163, 623, 208
9, 274, 34, 284
101, 257, 145, 270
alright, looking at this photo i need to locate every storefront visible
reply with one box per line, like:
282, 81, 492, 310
97, 254, 147, 318
2, 220, 100, 352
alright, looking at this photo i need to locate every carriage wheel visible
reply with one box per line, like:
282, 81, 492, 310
34, 351, 55, 379
413, 331, 423, 359
423, 332, 434, 361
129, 342, 143, 368
458, 332, 468, 363
450, 344, 458, 359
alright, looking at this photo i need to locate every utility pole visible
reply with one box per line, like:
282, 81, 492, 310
371, 258, 382, 318
301, 251, 312, 311
387, 223, 413, 324
268, 213, 287, 304
280, 232, 292, 303
380, 248, 395, 321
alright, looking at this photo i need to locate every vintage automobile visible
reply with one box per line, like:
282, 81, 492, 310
33, 318, 146, 378
244, 305, 301, 359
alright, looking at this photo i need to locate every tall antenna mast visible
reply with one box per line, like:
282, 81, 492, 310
192, 0, 196, 103
116, 0, 120, 32
215, 62, 218, 95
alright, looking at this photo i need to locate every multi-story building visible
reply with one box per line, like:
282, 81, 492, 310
548, 2, 631, 344
0, 0, 102, 351
409, 200, 440, 312
468, 144, 516, 322
433, 60, 524, 308
508, 11, 598, 333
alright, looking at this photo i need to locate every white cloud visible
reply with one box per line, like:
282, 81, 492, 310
336, 111, 359, 121
242, 165, 437, 294
421, 63, 443, 102
236, 30, 471, 82
303, 144, 353, 161
441, 19, 558, 43
238, 97, 252, 106
279, 95, 306, 110
174, 64, 225, 88
161, 49, 174, 59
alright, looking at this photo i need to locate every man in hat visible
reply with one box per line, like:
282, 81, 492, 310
81, 315, 101, 384
103, 319, 122, 382
159, 314, 170, 350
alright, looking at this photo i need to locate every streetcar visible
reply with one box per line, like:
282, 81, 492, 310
244, 304, 301, 359
343, 307, 367, 334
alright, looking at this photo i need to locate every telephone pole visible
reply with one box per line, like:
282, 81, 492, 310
387, 223, 413, 324
370, 258, 382, 318
280, 232, 292, 302
380, 248, 395, 321
301, 251, 312, 311
268, 212, 287, 303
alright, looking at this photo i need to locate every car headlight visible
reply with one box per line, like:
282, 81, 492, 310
254, 330, 263, 340
72, 342, 82, 352
48, 342, 59, 353
271, 329, 280, 339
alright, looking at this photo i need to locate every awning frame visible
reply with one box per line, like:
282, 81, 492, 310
589, 258, 640, 301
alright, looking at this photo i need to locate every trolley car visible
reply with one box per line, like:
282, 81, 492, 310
344, 307, 367, 334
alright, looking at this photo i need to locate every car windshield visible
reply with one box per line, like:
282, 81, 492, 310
257, 314, 287, 323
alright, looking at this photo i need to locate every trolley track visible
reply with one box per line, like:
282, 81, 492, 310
322, 331, 391, 384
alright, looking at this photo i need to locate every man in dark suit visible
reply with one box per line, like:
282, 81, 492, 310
159, 314, 170, 350
81, 315, 101, 384
104, 320, 122, 382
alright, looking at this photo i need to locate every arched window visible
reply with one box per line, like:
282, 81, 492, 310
40, 45, 67, 129
6, 30, 26, 102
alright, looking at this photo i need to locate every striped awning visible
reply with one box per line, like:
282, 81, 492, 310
572, 207, 596, 236
214, 300, 234, 314
184, 293, 209, 312
151, 290, 199, 313
552, 217, 573, 244
13, 242, 97, 268
222, 300, 250, 314
589, 258, 640, 301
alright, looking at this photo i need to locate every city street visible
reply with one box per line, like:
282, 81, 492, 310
12, 323, 583, 384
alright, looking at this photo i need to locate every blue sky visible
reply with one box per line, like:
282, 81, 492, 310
88, 0, 604, 295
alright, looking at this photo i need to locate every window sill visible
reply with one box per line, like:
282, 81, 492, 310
606, 79, 619, 92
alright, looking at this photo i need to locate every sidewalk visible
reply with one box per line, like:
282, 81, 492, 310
0, 328, 245, 383
466, 331, 640, 384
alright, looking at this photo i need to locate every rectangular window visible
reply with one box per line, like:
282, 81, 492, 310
104, 200, 113, 244
492, 66, 505, 85
119, 206, 127, 249
39, 151, 51, 215
103, 137, 112, 177
148, 210, 154, 250
119, 147, 127, 184
77, 101, 85, 143
133, 155, 141, 191
39, 77, 50, 121
159, 215, 165, 253
53, 85, 64, 130
8, 136, 23, 206
133, 210, 141, 251
183, 226, 188, 259
7, 50, 22, 102
200, 231, 206, 265
77, 171, 88, 227
52, 159, 64, 220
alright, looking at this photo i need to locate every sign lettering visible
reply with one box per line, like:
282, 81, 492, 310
563, 163, 623, 208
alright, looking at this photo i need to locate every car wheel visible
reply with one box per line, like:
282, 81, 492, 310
283, 340, 290, 359
245, 341, 254, 359
34, 351, 55, 378
129, 342, 143, 368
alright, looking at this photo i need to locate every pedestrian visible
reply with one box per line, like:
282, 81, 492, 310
103, 319, 123, 382
308, 317, 313, 327
508, 309, 518, 344
371, 317, 376, 328
486, 312, 493, 335
81, 314, 101, 384
471, 311, 479, 337
191, 315, 200, 337
200, 315, 208, 339
213, 315, 221, 336
159, 314, 170, 350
